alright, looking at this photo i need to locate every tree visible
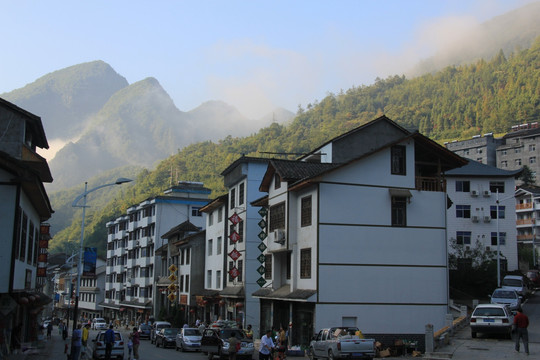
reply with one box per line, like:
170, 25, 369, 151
519, 165, 536, 186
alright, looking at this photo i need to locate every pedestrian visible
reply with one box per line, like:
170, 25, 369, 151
59, 321, 64, 336
228, 331, 239, 360
62, 322, 68, 340
130, 327, 140, 360
104, 324, 115, 360
514, 307, 529, 355
47, 322, 53, 340
245, 324, 253, 339
71, 324, 82, 360
81, 323, 90, 359
259, 329, 275, 360
276, 327, 287, 360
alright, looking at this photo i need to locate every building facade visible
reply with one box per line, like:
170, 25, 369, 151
446, 160, 521, 273
103, 181, 209, 325
252, 116, 466, 350
515, 186, 540, 268
0, 98, 54, 353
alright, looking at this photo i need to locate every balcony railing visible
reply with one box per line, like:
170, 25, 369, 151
517, 234, 534, 241
516, 203, 533, 210
416, 177, 446, 192
516, 219, 535, 225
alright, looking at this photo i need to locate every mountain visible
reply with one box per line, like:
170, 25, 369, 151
1, 60, 128, 140
411, 1, 540, 76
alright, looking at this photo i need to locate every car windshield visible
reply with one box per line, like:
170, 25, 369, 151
219, 329, 247, 339
502, 279, 522, 287
493, 290, 517, 299
140, 324, 151, 330
184, 329, 200, 336
163, 328, 180, 335
473, 307, 506, 317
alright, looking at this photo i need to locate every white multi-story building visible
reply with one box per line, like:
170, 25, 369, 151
103, 181, 209, 324
252, 116, 467, 350
515, 186, 540, 267
446, 160, 521, 273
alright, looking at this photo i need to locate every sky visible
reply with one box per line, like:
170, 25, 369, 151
0, 0, 537, 120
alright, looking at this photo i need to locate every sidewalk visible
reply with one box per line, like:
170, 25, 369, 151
6, 331, 74, 360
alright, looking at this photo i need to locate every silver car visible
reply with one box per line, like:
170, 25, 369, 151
176, 328, 202, 351
490, 288, 521, 311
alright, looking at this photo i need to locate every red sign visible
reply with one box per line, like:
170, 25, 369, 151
39, 240, 49, 249
229, 267, 240, 279
37, 267, 47, 277
229, 249, 242, 261
38, 253, 48, 263
229, 231, 241, 243
229, 213, 242, 225
40, 224, 50, 235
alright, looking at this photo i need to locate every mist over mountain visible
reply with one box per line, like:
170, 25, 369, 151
1, 60, 128, 140
410, 1, 540, 76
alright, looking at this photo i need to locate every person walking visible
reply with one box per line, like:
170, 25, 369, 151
259, 329, 275, 360
104, 324, 115, 360
62, 322, 68, 340
81, 323, 90, 359
245, 325, 253, 339
514, 307, 529, 355
71, 324, 83, 360
228, 331, 239, 360
46, 322, 53, 340
130, 327, 140, 360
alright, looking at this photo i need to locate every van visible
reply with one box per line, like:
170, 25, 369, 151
501, 275, 528, 298
150, 321, 171, 344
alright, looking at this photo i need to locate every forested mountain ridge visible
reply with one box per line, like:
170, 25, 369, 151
49, 36, 540, 255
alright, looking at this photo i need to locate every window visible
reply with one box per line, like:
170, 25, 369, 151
230, 188, 236, 209
237, 260, 243, 282
301, 196, 312, 227
530, 144, 536, 152
300, 248, 312, 279
185, 275, 190, 291
275, 173, 281, 189
208, 212, 214, 226
207, 270, 212, 288
228, 261, 234, 282
218, 207, 223, 222
464, 149, 470, 155
490, 205, 505, 219
185, 248, 190, 264
455, 181, 470, 192
229, 224, 236, 245
27, 222, 34, 264
217, 237, 222, 255
501, 160, 508, 168
192, 207, 202, 217
476, 158, 482, 163
238, 220, 244, 243
286, 252, 291, 280
501, 149, 507, 156
489, 182, 505, 194
515, 147, 522, 153
477, 149, 483, 154
491, 232, 506, 246
179, 276, 184, 292
265, 255, 272, 280
391, 196, 407, 227
20, 213, 28, 261
216, 270, 221, 288
391, 145, 406, 175
456, 231, 471, 245
530, 157, 536, 164
456, 205, 471, 218
270, 202, 286, 231
515, 159, 522, 166
239, 183, 245, 205
208, 239, 213, 256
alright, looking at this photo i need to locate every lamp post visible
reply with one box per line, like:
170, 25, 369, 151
71, 178, 132, 331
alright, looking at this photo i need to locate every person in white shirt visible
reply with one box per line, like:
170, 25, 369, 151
259, 329, 275, 360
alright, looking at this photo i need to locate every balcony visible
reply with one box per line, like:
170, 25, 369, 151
516, 218, 535, 226
517, 234, 534, 241
416, 177, 446, 192
516, 203, 533, 211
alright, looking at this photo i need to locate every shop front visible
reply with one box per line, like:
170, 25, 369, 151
219, 286, 245, 327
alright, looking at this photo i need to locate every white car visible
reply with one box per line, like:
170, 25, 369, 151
92, 318, 108, 330
490, 288, 521, 311
92, 330, 125, 360
470, 303, 514, 339
501, 275, 529, 298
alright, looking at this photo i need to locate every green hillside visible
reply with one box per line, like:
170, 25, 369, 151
49, 37, 540, 256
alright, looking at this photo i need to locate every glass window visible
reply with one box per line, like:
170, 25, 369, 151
490, 206, 505, 219
391, 145, 406, 175
239, 183, 245, 205
455, 181, 470, 192
515, 159, 522, 166
216, 270, 221, 288
456, 231, 471, 245
491, 232, 506, 246
456, 205, 471, 218
208, 239, 213, 256
275, 173, 281, 189
230, 188, 236, 209
530, 157, 536, 164
391, 196, 407, 227
270, 202, 285, 231
300, 248, 312, 279
489, 182, 505, 193
265, 255, 272, 280
301, 196, 312, 227
217, 237, 222, 255
192, 207, 202, 217
207, 270, 212, 288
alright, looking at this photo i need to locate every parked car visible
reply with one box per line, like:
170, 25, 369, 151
526, 269, 540, 288
470, 303, 514, 339
490, 288, 521, 311
138, 323, 152, 339
156, 328, 180, 348
501, 275, 529, 298
309, 327, 376, 360
150, 321, 171, 344
92, 318, 108, 331
176, 327, 202, 351
201, 328, 254, 359
92, 330, 125, 359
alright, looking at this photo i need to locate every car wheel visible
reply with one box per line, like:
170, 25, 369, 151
328, 349, 334, 360
308, 347, 317, 360
471, 331, 477, 338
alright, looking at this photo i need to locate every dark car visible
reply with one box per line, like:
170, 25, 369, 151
201, 328, 254, 359
526, 269, 540, 288
138, 323, 152, 339
156, 328, 180, 348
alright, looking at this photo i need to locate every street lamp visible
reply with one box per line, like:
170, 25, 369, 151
71, 178, 132, 331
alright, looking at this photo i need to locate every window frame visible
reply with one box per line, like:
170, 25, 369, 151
301, 196, 312, 227
391, 196, 407, 227
391, 145, 406, 175
300, 248, 312, 279
456, 205, 471, 218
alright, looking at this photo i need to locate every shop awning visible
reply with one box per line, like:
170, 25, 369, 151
388, 188, 412, 198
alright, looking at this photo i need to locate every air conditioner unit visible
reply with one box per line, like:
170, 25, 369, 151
470, 190, 479, 197
471, 215, 479, 223
273, 229, 286, 244
483, 190, 491, 197
484, 216, 491, 223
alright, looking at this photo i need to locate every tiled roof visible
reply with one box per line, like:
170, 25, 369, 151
271, 159, 338, 182
445, 160, 522, 177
